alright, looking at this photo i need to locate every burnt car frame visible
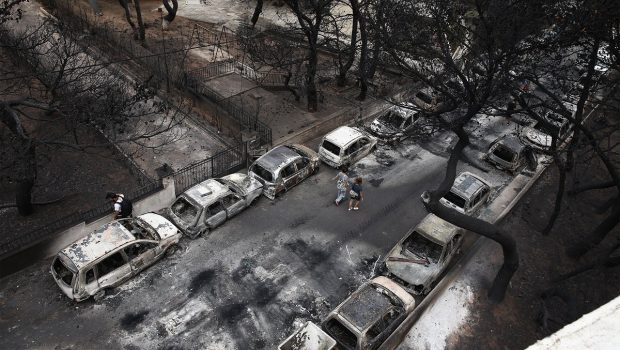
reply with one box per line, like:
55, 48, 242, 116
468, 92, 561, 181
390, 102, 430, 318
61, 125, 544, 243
520, 111, 572, 150
166, 173, 263, 238
438, 171, 491, 215
51, 213, 180, 302
318, 126, 378, 168
384, 214, 464, 295
322, 276, 416, 350
249, 144, 320, 199
368, 103, 422, 142
484, 134, 537, 174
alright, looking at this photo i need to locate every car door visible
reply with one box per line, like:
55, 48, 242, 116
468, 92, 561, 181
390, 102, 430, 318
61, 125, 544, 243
125, 241, 160, 272
353, 137, 372, 162
96, 251, 132, 289
221, 193, 246, 217
204, 201, 227, 228
294, 157, 311, 180
281, 162, 299, 190
341, 141, 358, 165
82, 267, 100, 297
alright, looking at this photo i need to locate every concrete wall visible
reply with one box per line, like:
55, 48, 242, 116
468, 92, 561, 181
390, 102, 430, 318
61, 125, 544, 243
0, 177, 176, 278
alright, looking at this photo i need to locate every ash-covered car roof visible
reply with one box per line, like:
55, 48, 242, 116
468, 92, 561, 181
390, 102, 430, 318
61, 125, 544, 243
255, 145, 301, 171
416, 213, 461, 245
61, 221, 136, 270
451, 172, 489, 200
184, 179, 231, 207
324, 126, 365, 148
339, 284, 396, 331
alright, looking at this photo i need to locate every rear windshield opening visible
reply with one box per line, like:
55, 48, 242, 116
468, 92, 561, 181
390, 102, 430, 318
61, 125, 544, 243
443, 191, 466, 209
53, 258, 74, 286
492, 145, 516, 163
251, 164, 274, 182
380, 112, 405, 128
325, 319, 357, 350
171, 197, 199, 224
403, 232, 443, 264
321, 140, 341, 156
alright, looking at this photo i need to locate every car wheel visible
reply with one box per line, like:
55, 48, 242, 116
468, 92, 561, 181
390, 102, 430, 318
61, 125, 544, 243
165, 244, 180, 257
93, 289, 106, 302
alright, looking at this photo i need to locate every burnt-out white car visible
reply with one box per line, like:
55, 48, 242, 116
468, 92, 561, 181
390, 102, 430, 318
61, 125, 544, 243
384, 214, 464, 295
439, 172, 491, 216
318, 126, 378, 168
249, 144, 320, 199
321, 276, 416, 350
521, 111, 571, 150
484, 135, 537, 174
166, 173, 263, 238
368, 104, 421, 142
51, 213, 180, 302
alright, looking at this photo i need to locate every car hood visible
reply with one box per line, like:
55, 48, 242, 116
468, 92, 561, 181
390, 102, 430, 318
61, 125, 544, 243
221, 173, 263, 196
370, 119, 400, 136
386, 249, 442, 287
139, 213, 179, 240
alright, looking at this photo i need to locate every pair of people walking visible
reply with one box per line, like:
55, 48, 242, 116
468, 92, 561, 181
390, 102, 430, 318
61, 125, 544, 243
332, 167, 364, 211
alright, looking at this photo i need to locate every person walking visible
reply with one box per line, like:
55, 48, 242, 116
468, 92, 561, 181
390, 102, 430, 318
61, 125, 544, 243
332, 166, 349, 206
106, 192, 133, 220
348, 177, 364, 211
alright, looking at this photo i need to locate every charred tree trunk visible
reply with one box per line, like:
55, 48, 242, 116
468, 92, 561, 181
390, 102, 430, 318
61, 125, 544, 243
568, 200, 620, 258
251, 0, 263, 28
162, 0, 178, 29
306, 44, 318, 112
133, 0, 145, 41
118, 0, 137, 37
356, 12, 368, 101
542, 153, 566, 235
284, 71, 300, 101
336, 0, 358, 87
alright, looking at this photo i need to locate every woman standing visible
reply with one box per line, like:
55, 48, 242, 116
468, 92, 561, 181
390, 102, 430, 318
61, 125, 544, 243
348, 177, 364, 211
332, 166, 349, 206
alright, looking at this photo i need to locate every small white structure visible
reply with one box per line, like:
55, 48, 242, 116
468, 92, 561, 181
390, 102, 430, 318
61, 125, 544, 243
278, 322, 336, 350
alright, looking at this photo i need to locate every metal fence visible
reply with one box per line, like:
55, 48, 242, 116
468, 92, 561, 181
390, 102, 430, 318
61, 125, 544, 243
0, 180, 163, 258
172, 144, 246, 195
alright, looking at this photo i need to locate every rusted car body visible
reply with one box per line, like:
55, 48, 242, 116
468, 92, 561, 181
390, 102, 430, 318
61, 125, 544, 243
484, 135, 537, 173
249, 144, 320, 199
521, 112, 571, 150
368, 104, 421, 142
50, 213, 180, 302
318, 126, 378, 168
321, 276, 416, 350
384, 214, 464, 295
166, 173, 263, 238
439, 172, 491, 215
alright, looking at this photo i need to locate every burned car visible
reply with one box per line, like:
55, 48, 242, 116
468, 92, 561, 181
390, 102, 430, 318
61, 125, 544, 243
438, 172, 491, 215
166, 173, 263, 238
484, 135, 537, 173
384, 214, 464, 295
521, 112, 571, 150
368, 104, 421, 142
249, 144, 320, 199
322, 276, 416, 350
318, 126, 378, 168
51, 213, 180, 302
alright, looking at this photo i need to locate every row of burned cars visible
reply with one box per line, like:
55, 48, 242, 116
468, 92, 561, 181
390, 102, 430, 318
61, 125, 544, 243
49, 95, 570, 349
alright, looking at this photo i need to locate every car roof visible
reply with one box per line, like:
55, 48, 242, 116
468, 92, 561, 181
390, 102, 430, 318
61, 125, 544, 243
183, 178, 231, 207
61, 220, 137, 270
451, 172, 489, 200
339, 283, 394, 331
496, 135, 526, 152
416, 213, 461, 245
324, 126, 365, 148
255, 145, 301, 171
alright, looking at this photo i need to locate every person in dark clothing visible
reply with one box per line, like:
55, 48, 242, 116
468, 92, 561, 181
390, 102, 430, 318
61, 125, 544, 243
106, 192, 133, 220
348, 177, 364, 211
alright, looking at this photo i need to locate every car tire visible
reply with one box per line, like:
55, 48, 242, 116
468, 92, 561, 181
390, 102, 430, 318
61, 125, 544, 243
93, 289, 106, 302
165, 244, 180, 257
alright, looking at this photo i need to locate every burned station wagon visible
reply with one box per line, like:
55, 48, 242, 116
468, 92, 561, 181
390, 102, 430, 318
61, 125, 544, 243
51, 213, 180, 302
166, 173, 263, 238
384, 214, 464, 295
322, 276, 416, 350
439, 172, 491, 215
484, 134, 537, 174
368, 104, 421, 142
521, 112, 571, 150
318, 126, 378, 168
249, 144, 320, 199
